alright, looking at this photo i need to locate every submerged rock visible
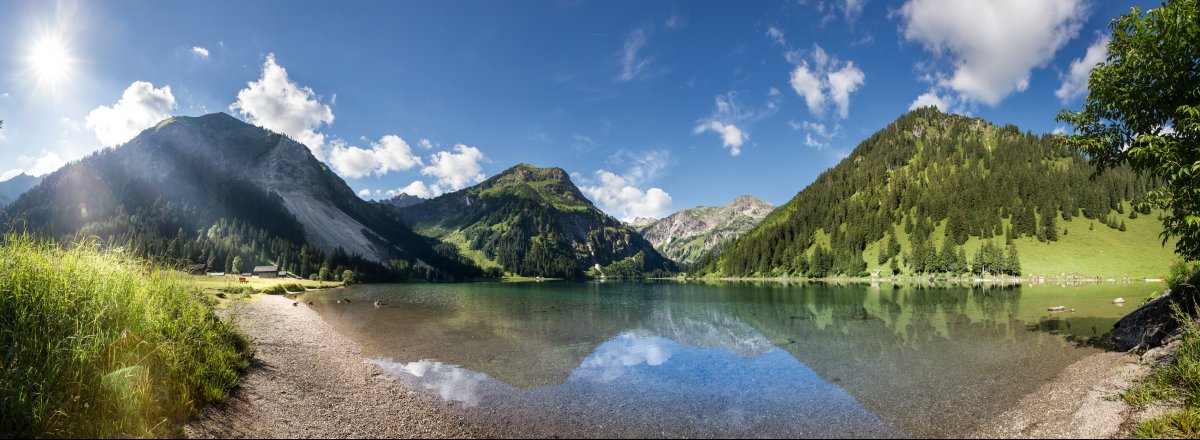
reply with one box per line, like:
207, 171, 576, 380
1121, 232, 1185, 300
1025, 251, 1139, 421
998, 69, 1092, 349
1111, 288, 1199, 352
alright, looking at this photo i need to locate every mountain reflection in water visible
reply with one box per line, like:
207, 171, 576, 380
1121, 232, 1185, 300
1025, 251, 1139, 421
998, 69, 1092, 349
307, 281, 1138, 438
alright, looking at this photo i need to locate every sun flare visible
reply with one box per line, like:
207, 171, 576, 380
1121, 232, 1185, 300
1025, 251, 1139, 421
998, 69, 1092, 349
27, 35, 73, 89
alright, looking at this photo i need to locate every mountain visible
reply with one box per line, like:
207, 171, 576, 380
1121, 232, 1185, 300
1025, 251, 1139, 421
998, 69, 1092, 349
641, 195, 773, 267
0, 173, 41, 208
699, 107, 1173, 278
393, 163, 677, 278
384, 193, 425, 208
624, 217, 657, 231
1, 113, 482, 281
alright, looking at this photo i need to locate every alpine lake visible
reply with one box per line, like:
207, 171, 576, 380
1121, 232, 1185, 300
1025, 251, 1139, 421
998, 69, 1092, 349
298, 280, 1155, 438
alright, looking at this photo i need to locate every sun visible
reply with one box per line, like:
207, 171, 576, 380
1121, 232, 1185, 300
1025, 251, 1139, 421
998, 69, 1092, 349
27, 35, 73, 89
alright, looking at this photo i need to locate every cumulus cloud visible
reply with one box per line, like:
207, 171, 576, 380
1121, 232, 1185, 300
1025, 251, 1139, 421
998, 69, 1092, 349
1, 169, 23, 181
19, 151, 66, 176
356, 188, 371, 198
618, 27, 654, 82
900, 0, 1086, 106
908, 89, 953, 112
84, 81, 176, 147
387, 180, 443, 199
191, 46, 209, 59
579, 150, 674, 221
230, 53, 335, 159
1056, 34, 1109, 104
328, 135, 423, 179
788, 44, 865, 119
420, 144, 486, 191
418, 138, 434, 149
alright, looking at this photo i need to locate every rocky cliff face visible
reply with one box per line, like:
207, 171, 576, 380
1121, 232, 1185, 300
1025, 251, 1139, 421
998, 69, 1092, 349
641, 195, 773, 266
384, 193, 425, 208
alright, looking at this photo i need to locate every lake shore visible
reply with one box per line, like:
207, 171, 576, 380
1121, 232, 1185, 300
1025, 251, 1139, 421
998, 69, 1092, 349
185, 294, 525, 438
971, 350, 1147, 438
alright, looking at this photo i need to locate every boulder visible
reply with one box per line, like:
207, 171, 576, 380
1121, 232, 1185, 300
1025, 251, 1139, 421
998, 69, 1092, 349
1111, 287, 1199, 352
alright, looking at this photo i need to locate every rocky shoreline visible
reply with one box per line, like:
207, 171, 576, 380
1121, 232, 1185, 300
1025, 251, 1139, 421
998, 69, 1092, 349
185, 295, 519, 438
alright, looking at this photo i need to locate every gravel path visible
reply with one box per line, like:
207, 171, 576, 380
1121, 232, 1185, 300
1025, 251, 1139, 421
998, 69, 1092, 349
971, 351, 1147, 439
184, 294, 508, 438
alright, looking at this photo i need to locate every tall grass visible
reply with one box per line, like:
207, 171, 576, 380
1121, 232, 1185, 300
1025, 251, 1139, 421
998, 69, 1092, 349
0, 233, 250, 437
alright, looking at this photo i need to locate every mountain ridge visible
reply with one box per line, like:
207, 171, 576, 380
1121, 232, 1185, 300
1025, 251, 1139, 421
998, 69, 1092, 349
394, 163, 677, 278
641, 195, 773, 267
2, 113, 482, 281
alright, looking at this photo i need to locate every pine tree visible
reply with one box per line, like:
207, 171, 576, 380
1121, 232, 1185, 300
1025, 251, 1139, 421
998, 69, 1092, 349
1005, 244, 1022, 276
1119, 220, 1127, 232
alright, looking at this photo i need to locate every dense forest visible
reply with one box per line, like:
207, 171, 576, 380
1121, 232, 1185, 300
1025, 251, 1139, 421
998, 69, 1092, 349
698, 107, 1157, 277
393, 164, 676, 279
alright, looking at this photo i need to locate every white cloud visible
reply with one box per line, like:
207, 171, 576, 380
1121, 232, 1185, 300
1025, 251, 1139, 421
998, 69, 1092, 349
420, 144, 486, 191
694, 122, 745, 156
900, 0, 1086, 106
356, 188, 371, 198
693, 91, 778, 156
25, 151, 65, 176
579, 150, 674, 221
767, 26, 787, 46
230, 53, 335, 159
387, 180, 442, 199
1, 169, 24, 181
1052, 126, 1067, 135
788, 45, 865, 119
191, 46, 209, 59
328, 135, 423, 179
908, 89, 953, 112
84, 81, 176, 147
826, 63, 865, 118
418, 138, 434, 149
618, 27, 653, 82
1055, 34, 1109, 104
580, 170, 673, 221
840, 0, 868, 23
791, 120, 841, 149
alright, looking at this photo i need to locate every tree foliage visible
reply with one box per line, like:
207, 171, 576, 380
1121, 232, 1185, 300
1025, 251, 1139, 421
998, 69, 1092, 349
1056, 0, 1200, 258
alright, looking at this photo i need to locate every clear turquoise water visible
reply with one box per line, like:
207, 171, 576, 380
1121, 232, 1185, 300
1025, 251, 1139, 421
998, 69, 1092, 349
302, 281, 1154, 438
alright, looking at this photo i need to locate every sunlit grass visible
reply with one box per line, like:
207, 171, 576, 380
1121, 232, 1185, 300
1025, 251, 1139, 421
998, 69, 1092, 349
0, 233, 250, 437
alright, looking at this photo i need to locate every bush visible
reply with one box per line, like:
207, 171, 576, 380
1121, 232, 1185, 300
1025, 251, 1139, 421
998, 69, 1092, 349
259, 285, 286, 295
0, 233, 250, 437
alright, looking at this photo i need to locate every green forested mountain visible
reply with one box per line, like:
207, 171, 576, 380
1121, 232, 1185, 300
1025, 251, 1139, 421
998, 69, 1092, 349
391, 163, 677, 278
1, 113, 483, 281
698, 107, 1173, 278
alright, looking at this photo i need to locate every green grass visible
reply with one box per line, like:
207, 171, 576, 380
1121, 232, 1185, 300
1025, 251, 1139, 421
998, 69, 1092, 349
0, 233, 251, 437
861, 208, 1175, 278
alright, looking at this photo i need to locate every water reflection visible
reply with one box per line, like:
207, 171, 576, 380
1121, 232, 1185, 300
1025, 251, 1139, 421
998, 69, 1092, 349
306, 281, 1141, 438
576, 333, 674, 382
366, 359, 491, 406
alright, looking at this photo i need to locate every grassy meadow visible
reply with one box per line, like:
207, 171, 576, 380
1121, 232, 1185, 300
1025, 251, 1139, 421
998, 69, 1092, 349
0, 233, 251, 437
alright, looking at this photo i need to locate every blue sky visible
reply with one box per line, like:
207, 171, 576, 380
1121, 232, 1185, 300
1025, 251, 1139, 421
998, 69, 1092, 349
0, 0, 1156, 220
